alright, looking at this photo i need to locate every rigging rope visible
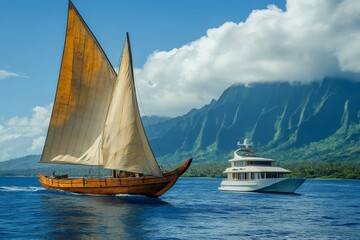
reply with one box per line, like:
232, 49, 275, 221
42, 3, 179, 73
134, 72, 172, 172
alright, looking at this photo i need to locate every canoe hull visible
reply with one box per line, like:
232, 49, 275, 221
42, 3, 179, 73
38, 158, 192, 198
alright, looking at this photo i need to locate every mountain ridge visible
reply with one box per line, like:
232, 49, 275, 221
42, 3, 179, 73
147, 77, 360, 164
1, 77, 359, 176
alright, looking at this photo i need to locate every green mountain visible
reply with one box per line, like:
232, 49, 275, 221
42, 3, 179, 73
0, 155, 110, 177
147, 78, 360, 165
0, 155, 41, 175
1, 77, 360, 177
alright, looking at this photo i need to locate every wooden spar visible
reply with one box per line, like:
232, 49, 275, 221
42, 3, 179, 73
38, 158, 192, 198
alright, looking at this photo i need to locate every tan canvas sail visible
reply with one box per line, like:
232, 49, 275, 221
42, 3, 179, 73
40, 2, 117, 165
101, 33, 163, 177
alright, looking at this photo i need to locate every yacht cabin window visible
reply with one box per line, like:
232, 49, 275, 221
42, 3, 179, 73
232, 161, 245, 167
229, 172, 285, 181
231, 161, 272, 167
246, 161, 272, 166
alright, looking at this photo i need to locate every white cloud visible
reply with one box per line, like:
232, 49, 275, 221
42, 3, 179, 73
0, 69, 26, 79
30, 136, 46, 152
135, 0, 360, 117
0, 104, 52, 161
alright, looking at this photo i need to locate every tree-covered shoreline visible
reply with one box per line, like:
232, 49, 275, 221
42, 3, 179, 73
1, 163, 360, 180
1, 154, 359, 179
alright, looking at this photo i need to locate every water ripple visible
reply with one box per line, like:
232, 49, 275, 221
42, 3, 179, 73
0, 177, 359, 239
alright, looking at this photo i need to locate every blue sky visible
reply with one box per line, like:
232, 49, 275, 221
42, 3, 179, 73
1, 0, 360, 161
0, 0, 285, 120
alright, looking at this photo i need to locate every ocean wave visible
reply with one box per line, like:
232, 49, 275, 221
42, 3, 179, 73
0, 186, 44, 192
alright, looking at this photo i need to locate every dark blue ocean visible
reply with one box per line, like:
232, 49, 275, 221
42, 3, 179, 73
0, 177, 359, 240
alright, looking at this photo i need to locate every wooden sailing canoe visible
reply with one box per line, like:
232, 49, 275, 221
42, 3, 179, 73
38, 1, 192, 197
38, 158, 192, 198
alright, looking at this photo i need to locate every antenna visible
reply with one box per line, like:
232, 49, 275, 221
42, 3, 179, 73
237, 139, 253, 148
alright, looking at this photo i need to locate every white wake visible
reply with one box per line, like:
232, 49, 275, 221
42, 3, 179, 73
0, 186, 44, 192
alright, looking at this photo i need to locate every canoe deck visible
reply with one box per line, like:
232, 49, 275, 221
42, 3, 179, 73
38, 158, 192, 198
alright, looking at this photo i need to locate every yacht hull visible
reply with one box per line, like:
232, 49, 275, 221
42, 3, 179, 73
38, 158, 192, 198
219, 178, 305, 193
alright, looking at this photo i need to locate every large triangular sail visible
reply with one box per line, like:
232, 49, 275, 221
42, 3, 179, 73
101, 33, 163, 177
40, 2, 117, 165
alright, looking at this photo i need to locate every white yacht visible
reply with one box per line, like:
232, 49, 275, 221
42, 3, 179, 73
219, 139, 305, 193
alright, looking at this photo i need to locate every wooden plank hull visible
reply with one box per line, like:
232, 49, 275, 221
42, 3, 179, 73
38, 158, 192, 198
